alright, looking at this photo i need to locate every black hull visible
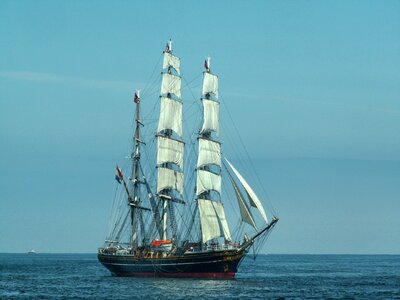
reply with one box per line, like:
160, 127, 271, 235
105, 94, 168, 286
98, 250, 245, 279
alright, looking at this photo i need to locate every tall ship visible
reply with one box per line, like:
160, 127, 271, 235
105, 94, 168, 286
98, 41, 279, 278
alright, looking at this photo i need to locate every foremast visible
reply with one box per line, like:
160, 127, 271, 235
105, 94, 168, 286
156, 40, 185, 243
196, 57, 231, 244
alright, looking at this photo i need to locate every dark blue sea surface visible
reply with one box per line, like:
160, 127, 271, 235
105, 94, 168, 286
0, 254, 399, 299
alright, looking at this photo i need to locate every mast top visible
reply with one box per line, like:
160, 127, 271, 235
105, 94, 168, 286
204, 57, 211, 73
134, 89, 140, 104
165, 39, 173, 53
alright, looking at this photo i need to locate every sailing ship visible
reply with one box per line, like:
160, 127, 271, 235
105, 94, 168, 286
98, 41, 278, 278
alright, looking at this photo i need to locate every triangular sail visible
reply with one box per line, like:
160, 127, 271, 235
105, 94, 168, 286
225, 158, 268, 223
225, 165, 257, 229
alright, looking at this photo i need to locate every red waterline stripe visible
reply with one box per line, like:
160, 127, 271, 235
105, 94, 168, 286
114, 272, 236, 279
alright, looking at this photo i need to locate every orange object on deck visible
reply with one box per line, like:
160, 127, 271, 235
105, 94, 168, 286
151, 239, 172, 247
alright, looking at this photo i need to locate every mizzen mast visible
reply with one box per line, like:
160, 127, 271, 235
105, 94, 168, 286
130, 90, 151, 248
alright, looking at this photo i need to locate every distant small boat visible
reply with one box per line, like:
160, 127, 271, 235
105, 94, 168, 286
27, 249, 37, 254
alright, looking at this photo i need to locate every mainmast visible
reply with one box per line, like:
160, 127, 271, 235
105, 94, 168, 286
196, 57, 231, 243
156, 40, 184, 242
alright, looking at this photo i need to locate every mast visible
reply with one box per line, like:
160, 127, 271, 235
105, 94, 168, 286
196, 57, 231, 243
131, 90, 143, 248
113, 96, 151, 250
156, 40, 184, 242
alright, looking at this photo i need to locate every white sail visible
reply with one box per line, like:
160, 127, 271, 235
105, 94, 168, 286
161, 73, 181, 98
225, 158, 268, 223
226, 168, 257, 229
157, 167, 184, 194
197, 138, 221, 168
157, 136, 184, 169
196, 169, 221, 196
163, 52, 180, 74
212, 202, 231, 241
202, 72, 218, 98
157, 97, 183, 136
200, 99, 219, 134
198, 199, 221, 243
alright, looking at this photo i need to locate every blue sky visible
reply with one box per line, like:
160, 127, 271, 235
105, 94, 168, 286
0, 0, 399, 253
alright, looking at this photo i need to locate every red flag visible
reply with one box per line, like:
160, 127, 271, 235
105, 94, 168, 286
134, 92, 140, 104
115, 165, 123, 183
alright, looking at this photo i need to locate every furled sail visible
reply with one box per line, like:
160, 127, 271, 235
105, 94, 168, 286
161, 73, 181, 98
225, 166, 257, 229
162, 52, 180, 74
225, 158, 268, 223
200, 99, 219, 134
157, 167, 184, 194
157, 136, 184, 169
157, 96, 183, 136
197, 138, 221, 168
202, 72, 218, 98
196, 169, 221, 196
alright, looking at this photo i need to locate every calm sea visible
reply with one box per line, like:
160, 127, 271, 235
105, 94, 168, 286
0, 254, 399, 299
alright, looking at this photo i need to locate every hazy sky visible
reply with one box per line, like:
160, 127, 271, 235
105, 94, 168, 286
0, 0, 399, 254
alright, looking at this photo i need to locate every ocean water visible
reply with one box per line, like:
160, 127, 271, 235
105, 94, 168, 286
0, 254, 399, 299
